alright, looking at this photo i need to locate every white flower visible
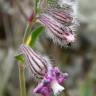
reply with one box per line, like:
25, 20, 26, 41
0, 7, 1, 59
50, 80, 64, 95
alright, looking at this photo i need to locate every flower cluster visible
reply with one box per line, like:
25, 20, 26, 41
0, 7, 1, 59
19, 44, 68, 96
18, 0, 79, 96
37, 0, 78, 46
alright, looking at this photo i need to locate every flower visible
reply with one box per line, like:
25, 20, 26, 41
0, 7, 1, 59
33, 77, 52, 96
37, 0, 78, 46
19, 44, 68, 96
53, 67, 69, 83
38, 13, 75, 46
19, 44, 51, 79
33, 66, 68, 96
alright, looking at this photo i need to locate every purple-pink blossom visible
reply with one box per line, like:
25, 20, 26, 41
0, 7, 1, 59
19, 44, 68, 96
33, 66, 68, 96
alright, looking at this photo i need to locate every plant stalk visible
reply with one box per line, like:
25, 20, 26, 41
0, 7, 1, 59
18, 62, 26, 96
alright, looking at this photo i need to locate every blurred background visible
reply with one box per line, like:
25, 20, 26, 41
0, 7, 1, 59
0, 0, 96, 96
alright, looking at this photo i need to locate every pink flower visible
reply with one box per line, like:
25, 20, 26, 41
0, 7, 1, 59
53, 67, 68, 83
33, 76, 52, 96
19, 44, 68, 96
33, 66, 68, 96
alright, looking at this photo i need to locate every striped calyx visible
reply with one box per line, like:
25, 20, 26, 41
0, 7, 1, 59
37, 0, 78, 46
47, 8, 73, 24
19, 44, 50, 78
39, 13, 75, 46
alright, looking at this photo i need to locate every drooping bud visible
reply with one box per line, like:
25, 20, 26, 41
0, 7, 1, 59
19, 44, 51, 78
38, 13, 75, 46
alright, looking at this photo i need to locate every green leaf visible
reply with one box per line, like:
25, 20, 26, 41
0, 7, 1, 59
15, 54, 24, 62
28, 25, 44, 47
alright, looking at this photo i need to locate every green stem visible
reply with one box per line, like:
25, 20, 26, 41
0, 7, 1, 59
23, 23, 30, 43
35, 0, 39, 14
18, 63, 26, 96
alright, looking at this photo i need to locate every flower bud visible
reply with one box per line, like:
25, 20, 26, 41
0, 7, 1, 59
39, 13, 75, 46
19, 44, 50, 78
